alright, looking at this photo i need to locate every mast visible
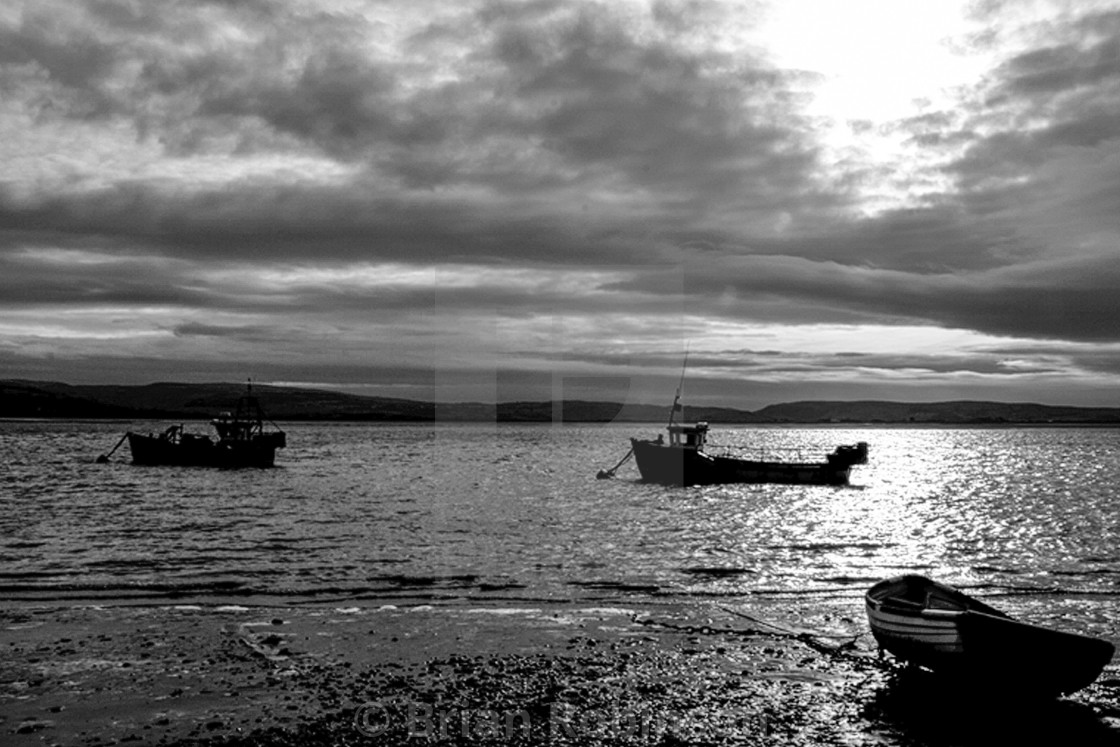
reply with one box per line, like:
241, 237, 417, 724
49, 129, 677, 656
668, 344, 689, 429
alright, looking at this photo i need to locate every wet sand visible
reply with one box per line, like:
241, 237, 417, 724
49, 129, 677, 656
3, 597, 1120, 746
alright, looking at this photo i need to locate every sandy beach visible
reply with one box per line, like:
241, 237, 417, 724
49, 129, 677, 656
4, 595, 1120, 747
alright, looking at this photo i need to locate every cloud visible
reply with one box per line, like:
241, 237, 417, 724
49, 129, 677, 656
950, 7, 1120, 219
1, 0, 1119, 403
0, 0, 830, 248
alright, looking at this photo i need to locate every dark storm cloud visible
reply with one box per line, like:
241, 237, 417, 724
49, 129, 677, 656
950, 7, 1120, 199
529, 346, 1026, 376
609, 249, 1120, 342
21, 0, 806, 189
172, 322, 292, 341
0, 0, 826, 264
478, 2, 816, 197
0, 180, 670, 269
991, 9, 1120, 97
0, 247, 206, 307
923, 7, 1120, 340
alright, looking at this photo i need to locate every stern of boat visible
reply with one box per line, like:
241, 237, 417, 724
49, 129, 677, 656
828, 441, 869, 467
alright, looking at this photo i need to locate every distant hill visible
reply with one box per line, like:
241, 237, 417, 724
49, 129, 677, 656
754, 400, 1120, 424
0, 380, 435, 421
2, 380, 1119, 424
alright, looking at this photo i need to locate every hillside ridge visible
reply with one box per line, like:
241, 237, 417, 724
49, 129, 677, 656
2, 380, 1119, 424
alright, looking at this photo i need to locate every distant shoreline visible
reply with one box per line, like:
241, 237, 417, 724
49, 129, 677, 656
3, 379, 1120, 425
4, 418, 1120, 429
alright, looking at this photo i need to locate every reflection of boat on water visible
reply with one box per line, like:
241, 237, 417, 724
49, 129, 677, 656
866, 574, 1115, 698
106, 383, 286, 468
628, 421, 868, 487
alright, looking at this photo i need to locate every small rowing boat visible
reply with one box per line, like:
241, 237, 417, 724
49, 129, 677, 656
865, 575, 1115, 697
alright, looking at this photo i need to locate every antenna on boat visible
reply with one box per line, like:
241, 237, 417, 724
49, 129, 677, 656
597, 342, 689, 480
668, 343, 689, 429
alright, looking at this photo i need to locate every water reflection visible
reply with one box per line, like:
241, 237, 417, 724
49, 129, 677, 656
4, 422, 1120, 609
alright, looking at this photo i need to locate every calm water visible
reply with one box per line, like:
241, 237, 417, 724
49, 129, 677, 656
2, 420, 1119, 635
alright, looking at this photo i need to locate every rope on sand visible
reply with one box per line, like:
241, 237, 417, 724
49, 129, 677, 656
717, 606, 869, 661
632, 606, 892, 673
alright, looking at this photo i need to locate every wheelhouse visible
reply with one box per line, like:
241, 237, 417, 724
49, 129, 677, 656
668, 421, 709, 450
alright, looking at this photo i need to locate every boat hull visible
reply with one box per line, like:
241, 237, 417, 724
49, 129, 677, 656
864, 605, 965, 672
629, 438, 854, 487
127, 432, 282, 468
866, 575, 1115, 697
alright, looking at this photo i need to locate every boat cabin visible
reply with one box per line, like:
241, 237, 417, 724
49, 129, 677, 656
667, 422, 709, 451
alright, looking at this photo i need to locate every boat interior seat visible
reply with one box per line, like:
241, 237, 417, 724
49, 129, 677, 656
926, 591, 964, 610
886, 576, 966, 611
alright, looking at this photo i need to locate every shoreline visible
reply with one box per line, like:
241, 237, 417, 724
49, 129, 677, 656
6, 380, 1120, 427
4, 597, 1120, 746
7, 417, 1120, 428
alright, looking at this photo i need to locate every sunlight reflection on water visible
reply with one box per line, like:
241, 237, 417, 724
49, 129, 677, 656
2, 421, 1120, 625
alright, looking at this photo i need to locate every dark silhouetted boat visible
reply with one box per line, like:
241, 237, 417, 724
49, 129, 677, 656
108, 383, 286, 468
597, 351, 868, 486
866, 574, 1115, 697
626, 421, 868, 486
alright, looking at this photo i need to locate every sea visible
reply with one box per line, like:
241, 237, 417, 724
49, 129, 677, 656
2, 420, 1120, 641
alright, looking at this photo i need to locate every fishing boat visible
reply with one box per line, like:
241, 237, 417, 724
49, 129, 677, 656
100, 383, 286, 468
626, 421, 868, 487
865, 574, 1115, 697
597, 352, 868, 486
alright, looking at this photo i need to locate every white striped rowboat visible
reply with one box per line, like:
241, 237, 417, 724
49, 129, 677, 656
866, 575, 1114, 698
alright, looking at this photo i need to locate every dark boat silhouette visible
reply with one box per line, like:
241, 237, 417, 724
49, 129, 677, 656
600, 353, 867, 486
626, 421, 867, 486
107, 382, 286, 468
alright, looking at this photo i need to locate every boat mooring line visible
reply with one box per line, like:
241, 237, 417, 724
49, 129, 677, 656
595, 447, 634, 479
95, 432, 130, 463
633, 608, 887, 671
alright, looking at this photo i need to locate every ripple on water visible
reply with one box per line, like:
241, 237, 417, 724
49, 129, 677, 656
2, 422, 1119, 629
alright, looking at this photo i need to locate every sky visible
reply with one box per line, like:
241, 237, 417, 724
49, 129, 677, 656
2, 0, 1120, 409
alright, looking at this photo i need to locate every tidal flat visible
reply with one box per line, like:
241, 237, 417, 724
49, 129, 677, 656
4, 597, 1120, 746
